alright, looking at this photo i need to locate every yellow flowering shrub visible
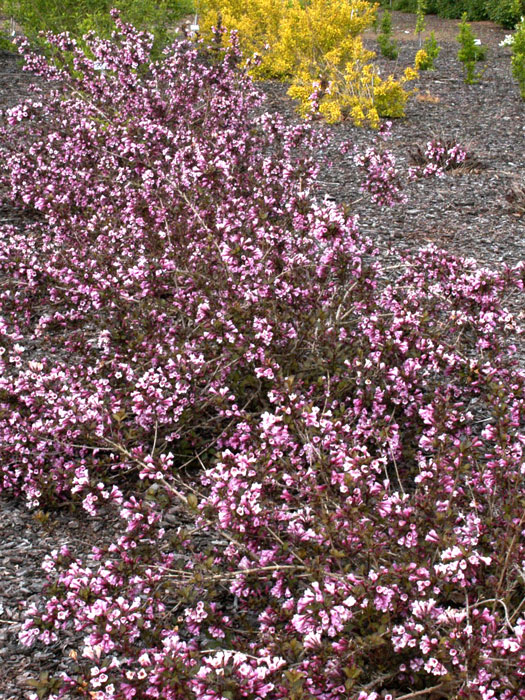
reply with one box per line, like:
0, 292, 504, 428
415, 49, 429, 70
276, 0, 376, 72
373, 66, 418, 119
288, 52, 418, 126
199, 0, 290, 79
287, 38, 378, 125
199, 0, 417, 126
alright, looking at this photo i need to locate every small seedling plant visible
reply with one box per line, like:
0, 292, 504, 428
378, 9, 399, 60
457, 12, 488, 83
0, 13, 524, 700
414, 0, 427, 47
511, 16, 525, 98
415, 31, 441, 70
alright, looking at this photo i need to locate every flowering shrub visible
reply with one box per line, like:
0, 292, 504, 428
500, 32, 517, 46
0, 16, 346, 509
499, 17, 525, 99
199, 0, 417, 126
200, 0, 376, 80
1, 15, 525, 700
415, 32, 441, 70
408, 137, 483, 179
349, 121, 407, 207
289, 63, 418, 127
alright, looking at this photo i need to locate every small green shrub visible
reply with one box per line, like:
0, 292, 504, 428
510, 15, 525, 97
457, 12, 487, 84
415, 30, 441, 69
414, 0, 426, 45
378, 9, 399, 59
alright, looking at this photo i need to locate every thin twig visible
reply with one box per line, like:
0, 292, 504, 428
163, 563, 308, 582
388, 444, 405, 496
395, 682, 446, 700
493, 511, 525, 612
150, 420, 158, 458
474, 597, 514, 632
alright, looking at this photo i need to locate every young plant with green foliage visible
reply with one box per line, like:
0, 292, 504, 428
415, 0, 427, 46
377, 9, 399, 60
510, 15, 525, 97
457, 12, 487, 83
415, 31, 441, 70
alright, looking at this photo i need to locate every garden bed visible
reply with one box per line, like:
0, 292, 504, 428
0, 10, 523, 699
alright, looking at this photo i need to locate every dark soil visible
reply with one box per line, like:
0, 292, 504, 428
0, 11, 523, 698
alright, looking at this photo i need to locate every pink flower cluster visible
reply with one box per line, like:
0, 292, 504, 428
408, 138, 468, 180
351, 122, 407, 207
1, 14, 524, 700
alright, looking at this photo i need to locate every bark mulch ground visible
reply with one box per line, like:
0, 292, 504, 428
0, 11, 523, 698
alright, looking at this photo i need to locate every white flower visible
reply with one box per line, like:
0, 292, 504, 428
499, 34, 515, 47
473, 38, 481, 45
187, 14, 200, 36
